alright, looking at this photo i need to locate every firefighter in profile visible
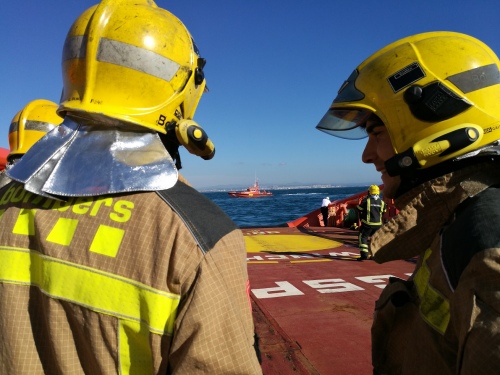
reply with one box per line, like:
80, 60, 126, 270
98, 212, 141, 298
0, 1, 261, 373
316, 31, 500, 373
356, 184, 386, 259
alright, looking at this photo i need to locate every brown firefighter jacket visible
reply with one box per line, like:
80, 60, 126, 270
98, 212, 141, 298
369, 162, 500, 375
0, 178, 262, 374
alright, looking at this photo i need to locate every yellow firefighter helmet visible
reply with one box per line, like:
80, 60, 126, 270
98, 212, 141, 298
8, 99, 63, 162
316, 31, 500, 175
59, 0, 207, 134
368, 185, 380, 195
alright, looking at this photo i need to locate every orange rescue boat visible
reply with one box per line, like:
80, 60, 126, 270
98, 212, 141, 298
228, 179, 273, 198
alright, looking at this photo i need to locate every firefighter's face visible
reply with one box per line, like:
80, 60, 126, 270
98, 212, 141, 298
361, 118, 400, 199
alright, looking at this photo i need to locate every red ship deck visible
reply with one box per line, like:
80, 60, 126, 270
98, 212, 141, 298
244, 226, 415, 374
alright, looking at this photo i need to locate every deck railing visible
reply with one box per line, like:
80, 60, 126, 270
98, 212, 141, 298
287, 184, 398, 228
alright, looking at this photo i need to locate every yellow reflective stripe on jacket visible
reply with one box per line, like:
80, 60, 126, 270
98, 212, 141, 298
0, 246, 180, 374
414, 248, 450, 334
120, 320, 154, 374
359, 199, 385, 225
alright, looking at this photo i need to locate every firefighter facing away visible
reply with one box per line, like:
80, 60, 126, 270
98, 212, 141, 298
0, 1, 261, 374
0, 99, 63, 189
356, 184, 386, 260
316, 31, 500, 373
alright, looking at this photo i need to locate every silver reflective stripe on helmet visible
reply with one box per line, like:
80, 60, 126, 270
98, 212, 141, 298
62, 35, 87, 60
447, 64, 500, 94
62, 36, 181, 82
9, 120, 57, 134
97, 38, 180, 82
25, 120, 57, 133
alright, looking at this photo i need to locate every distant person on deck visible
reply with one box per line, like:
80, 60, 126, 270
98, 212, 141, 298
315, 31, 500, 373
356, 185, 386, 260
321, 196, 331, 226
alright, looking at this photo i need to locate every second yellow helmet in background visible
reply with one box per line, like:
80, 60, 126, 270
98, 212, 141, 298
8, 99, 63, 162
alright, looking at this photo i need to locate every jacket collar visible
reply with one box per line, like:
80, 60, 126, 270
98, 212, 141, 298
371, 162, 500, 263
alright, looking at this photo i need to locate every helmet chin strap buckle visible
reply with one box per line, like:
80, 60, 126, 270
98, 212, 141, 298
385, 149, 419, 177
175, 119, 215, 160
385, 124, 483, 176
160, 119, 216, 170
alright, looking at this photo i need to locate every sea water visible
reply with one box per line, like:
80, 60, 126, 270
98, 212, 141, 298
203, 186, 369, 228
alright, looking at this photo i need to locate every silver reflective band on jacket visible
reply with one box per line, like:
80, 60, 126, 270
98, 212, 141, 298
7, 117, 178, 198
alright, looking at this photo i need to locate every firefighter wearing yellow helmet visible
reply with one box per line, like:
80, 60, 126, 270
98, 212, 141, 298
8, 99, 62, 163
1, 1, 261, 374
368, 184, 379, 196
356, 184, 386, 260
316, 31, 500, 373
0, 99, 63, 189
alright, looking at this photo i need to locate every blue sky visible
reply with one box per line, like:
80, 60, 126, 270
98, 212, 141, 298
1, 0, 499, 189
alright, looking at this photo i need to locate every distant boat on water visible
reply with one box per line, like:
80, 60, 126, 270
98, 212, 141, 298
228, 179, 273, 198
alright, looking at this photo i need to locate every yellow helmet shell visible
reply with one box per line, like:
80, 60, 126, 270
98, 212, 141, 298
59, 0, 206, 133
318, 32, 500, 172
368, 185, 380, 195
8, 99, 63, 161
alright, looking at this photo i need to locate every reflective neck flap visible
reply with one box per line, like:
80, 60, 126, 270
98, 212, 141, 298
7, 118, 178, 198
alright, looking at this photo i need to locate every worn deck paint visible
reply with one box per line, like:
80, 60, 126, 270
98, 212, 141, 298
245, 226, 415, 374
